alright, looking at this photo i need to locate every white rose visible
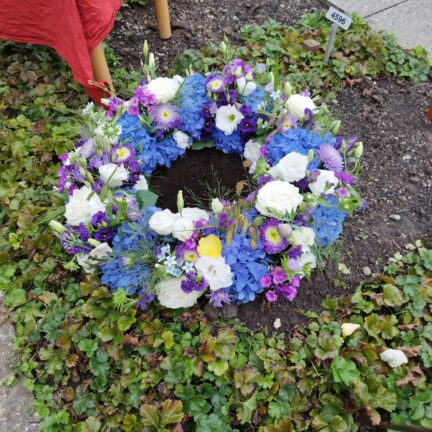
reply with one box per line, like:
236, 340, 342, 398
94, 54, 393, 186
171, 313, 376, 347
134, 175, 148, 191
380, 349, 409, 368
172, 217, 194, 242
289, 226, 315, 247
149, 209, 179, 235
173, 130, 192, 149
286, 94, 317, 120
255, 181, 303, 220
195, 256, 233, 291
215, 105, 244, 135
268, 152, 308, 183
236, 77, 257, 97
146, 77, 180, 103
64, 186, 105, 225
77, 242, 113, 273
309, 170, 339, 195
341, 323, 361, 337
181, 207, 209, 222
211, 198, 224, 214
99, 163, 129, 188
156, 277, 203, 309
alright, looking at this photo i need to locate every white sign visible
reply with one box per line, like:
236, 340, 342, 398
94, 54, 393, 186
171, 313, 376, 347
325, 6, 352, 30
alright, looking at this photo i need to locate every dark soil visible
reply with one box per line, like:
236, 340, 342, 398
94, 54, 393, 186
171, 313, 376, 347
110, 2, 432, 334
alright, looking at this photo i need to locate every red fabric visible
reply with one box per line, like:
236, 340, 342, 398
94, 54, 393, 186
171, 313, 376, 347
0, 0, 122, 104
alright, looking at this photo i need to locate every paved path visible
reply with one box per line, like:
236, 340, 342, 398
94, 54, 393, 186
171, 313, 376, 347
0, 293, 38, 432
328, 0, 432, 59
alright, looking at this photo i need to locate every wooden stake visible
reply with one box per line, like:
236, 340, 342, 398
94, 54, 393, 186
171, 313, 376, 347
154, 0, 171, 39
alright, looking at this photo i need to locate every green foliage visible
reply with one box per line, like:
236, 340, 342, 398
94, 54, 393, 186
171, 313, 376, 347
172, 13, 430, 99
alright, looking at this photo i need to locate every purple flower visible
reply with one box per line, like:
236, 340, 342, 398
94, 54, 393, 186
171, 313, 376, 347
317, 144, 343, 172
68, 184, 78, 196
264, 82, 274, 93
92, 211, 109, 227
111, 144, 135, 164
265, 290, 278, 302
94, 227, 116, 242
70, 165, 84, 183
259, 274, 272, 288
338, 187, 349, 198
126, 199, 140, 222
88, 155, 103, 170
288, 260, 301, 271
60, 225, 91, 254
137, 286, 155, 311
260, 219, 288, 254
78, 223, 90, 241
280, 284, 297, 301
201, 103, 213, 118
239, 118, 257, 134
175, 241, 198, 262
128, 97, 140, 116
335, 171, 356, 185
205, 74, 225, 93
207, 289, 231, 308
91, 179, 104, 194
181, 272, 208, 293
256, 63, 266, 73
134, 86, 157, 106
271, 267, 287, 285
239, 104, 253, 117
288, 245, 302, 260
149, 103, 181, 131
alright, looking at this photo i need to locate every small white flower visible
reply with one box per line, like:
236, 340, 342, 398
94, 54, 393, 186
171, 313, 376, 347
309, 170, 339, 195
244, 140, 261, 163
99, 163, 129, 188
255, 180, 303, 220
172, 217, 195, 242
133, 175, 149, 191
149, 209, 179, 235
215, 105, 244, 135
289, 226, 315, 248
156, 277, 204, 309
173, 130, 192, 149
268, 152, 308, 183
64, 186, 105, 226
286, 94, 317, 120
146, 77, 180, 103
341, 323, 361, 337
211, 198, 224, 214
236, 77, 257, 97
380, 349, 409, 368
181, 207, 209, 222
195, 256, 233, 291
273, 318, 282, 329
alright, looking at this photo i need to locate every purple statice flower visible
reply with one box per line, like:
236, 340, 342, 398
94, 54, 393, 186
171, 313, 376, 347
60, 225, 91, 254
111, 144, 135, 164
293, 206, 314, 227
288, 245, 302, 260
127, 97, 140, 116
360, 198, 367, 210
78, 223, 90, 242
88, 155, 103, 170
181, 272, 208, 293
246, 190, 257, 203
70, 165, 85, 183
91, 179, 104, 194
303, 108, 316, 129
57, 166, 69, 192
94, 226, 116, 242
317, 144, 343, 173
334, 136, 343, 150
92, 211, 109, 227
134, 85, 157, 107
148, 103, 181, 131
137, 286, 155, 311
175, 240, 198, 262
335, 171, 355, 185
205, 74, 225, 93
257, 175, 272, 187
271, 267, 287, 285
260, 145, 268, 158
59, 153, 69, 164
260, 219, 288, 254
207, 289, 231, 308
217, 212, 228, 229
106, 97, 123, 118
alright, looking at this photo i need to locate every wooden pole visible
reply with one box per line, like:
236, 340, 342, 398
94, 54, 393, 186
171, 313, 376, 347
90, 42, 115, 96
154, 0, 171, 39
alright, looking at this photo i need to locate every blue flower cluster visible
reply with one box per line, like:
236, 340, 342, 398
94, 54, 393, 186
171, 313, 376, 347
242, 87, 266, 111
118, 114, 185, 175
311, 198, 347, 247
223, 234, 269, 304
266, 128, 336, 169
177, 74, 209, 140
213, 129, 243, 154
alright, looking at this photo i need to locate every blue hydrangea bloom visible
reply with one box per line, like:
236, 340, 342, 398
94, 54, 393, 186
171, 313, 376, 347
177, 74, 209, 139
312, 198, 347, 247
213, 128, 243, 154
223, 234, 269, 304
266, 128, 336, 169
242, 87, 267, 111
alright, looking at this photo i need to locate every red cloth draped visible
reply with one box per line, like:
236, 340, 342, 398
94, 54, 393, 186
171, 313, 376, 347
0, 0, 122, 104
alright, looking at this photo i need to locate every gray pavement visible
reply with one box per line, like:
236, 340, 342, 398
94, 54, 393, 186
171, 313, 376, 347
0, 293, 38, 432
328, 0, 432, 59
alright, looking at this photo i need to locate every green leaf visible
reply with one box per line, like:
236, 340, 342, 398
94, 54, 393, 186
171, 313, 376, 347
136, 190, 158, 210
208, 359, 229, 376
331, 356, 360, 387
117, 315, 136, 331
160, 399, 184, 426
161, 330, 174, 350
191, 140, 213, 150
140, 404, 160, 427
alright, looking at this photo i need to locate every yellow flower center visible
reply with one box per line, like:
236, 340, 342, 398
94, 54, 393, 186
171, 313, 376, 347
266, 228, 281, 244
197, 234, 222, 258
161, 110, 171, 120
185, 252, 197, 262
116, 147, 130, 160
229, 114, 236, 121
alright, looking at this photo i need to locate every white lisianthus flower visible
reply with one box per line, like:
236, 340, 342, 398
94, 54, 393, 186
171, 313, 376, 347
380, 349, 409, 368
215, 105, 244, 135
243, 139, 262, 174
156, 277, 204, 309
99, 163, 129, 188
211, 198, 224, 214
181, 207, 209, 222
255, 181, 303, 220
173, 130, 192, 149
172, 217, 194, 242
236, 77, 257, 97
149, 209, 179, 235
268, 152, 308, 183
133, 175, 149, 191
77, 242, 113, 273
341, 323, 361, 337
146, 77, 180, 103
195, 256, 233, 291
64, 186, 105, 225
289, 226, 315, 248
297, 249, 317, 274
309, 170, 339, 195
286, 94, 317, 120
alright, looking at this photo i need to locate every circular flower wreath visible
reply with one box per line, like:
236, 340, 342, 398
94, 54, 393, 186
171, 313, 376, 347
51, 59, 364, 310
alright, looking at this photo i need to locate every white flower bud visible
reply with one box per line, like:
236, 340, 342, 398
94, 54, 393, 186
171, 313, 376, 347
49, 220, 66, 234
